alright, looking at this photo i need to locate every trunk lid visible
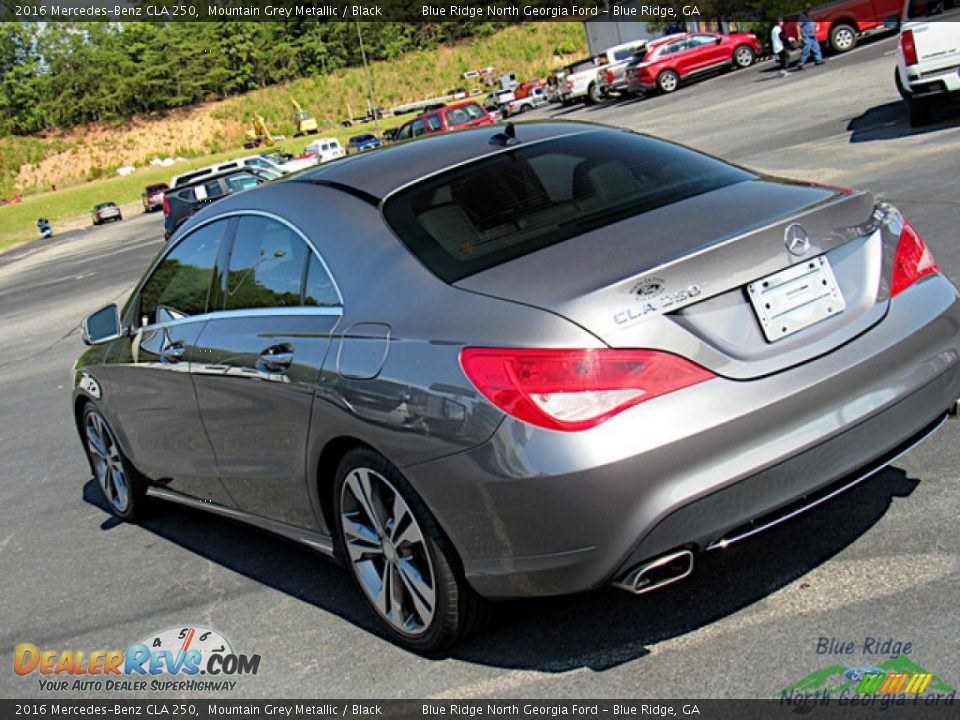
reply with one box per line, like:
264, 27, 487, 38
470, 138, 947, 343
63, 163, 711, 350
456, 178, 890, 380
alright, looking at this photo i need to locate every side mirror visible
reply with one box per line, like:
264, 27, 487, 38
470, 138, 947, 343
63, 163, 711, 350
885, 14, 901, 30
82, 303, 123, 345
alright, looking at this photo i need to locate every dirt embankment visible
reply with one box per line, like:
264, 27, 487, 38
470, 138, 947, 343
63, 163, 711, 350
15, 101, 246, 193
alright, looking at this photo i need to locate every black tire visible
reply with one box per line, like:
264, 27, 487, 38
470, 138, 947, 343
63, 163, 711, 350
907, 95, 933, 127
116, 213, 122, 222
586, 82, 603, 105
81, 404, 147, 521
733, 45, 756, 69
518, 103, 531, 114
829, 23, 857, 54
657, 69, 680, 94
895, 67, 909, 100
333, 448, 489, 654
561, 97, 573, 107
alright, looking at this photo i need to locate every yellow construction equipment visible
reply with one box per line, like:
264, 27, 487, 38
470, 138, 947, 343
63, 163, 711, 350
244, 114, 278, 149
290, 97, 319, 136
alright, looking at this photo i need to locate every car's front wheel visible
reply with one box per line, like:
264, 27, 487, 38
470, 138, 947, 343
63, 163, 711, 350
733, 45, 755, 68
82, 405, 147, 520
333, 448, 487, 653
657, 69, 680, 94
829, 23, 857, 54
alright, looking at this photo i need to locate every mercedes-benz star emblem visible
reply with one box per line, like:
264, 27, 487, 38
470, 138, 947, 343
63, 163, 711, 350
784, 223, 811, 256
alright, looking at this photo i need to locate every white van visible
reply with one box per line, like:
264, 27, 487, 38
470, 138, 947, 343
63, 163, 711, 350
305, 138, 344, 164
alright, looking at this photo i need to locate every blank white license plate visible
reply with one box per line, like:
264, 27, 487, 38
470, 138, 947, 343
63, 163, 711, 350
747, 256, 846, 342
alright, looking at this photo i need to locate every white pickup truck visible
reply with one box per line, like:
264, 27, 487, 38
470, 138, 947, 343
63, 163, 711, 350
893, 3, 960, 126
558, 39, 649, 105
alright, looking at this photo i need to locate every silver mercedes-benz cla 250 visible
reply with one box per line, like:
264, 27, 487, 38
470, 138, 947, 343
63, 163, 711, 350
74, 122, 960, 652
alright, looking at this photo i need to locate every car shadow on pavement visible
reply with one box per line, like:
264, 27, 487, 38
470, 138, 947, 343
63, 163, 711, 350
848, 100, 960, 143
84, 467, 918, 671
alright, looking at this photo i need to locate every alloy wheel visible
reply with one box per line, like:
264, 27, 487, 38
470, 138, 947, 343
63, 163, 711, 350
339, 467, 437, 636
833, 27, 855, 52
658, 71, 679, 93
85, 411, 130, 513
735, 47, 754, 67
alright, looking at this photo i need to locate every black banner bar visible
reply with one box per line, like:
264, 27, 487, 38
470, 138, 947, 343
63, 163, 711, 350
1, 699, 958, 719
2, 0, 956, 23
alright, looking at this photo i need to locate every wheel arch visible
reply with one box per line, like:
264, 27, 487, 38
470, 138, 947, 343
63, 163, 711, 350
313, 435, 378, 536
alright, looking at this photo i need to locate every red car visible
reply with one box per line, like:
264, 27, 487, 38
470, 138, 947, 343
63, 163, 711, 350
783, 0, 901, 54
141, 183, 169, 213
626, 32, 760, 96
395, 101, 494, 141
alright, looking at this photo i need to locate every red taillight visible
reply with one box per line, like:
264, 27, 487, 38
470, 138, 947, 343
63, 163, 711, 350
901, 29, 918, 66
891, 219, 939, 297
606, 69, 615, 84
460, 348, 715, 432
162, 194, 170, 215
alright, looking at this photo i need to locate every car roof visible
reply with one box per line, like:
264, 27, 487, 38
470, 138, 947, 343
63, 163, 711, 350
293, 121, 597, 200
172, 166, 258, 190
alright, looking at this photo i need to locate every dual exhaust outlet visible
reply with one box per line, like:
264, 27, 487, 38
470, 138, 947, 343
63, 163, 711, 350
613, 549, 694, 595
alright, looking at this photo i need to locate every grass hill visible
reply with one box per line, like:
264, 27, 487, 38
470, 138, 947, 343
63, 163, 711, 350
0, 22, 587, 251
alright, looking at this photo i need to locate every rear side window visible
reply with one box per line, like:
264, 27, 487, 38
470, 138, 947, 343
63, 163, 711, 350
225, 174, 260, 192
411, 120, 427, 137
383, 130, 753, 283
427, 115, 443, 131
139, 221, 226, 325
203, 180, 225, 199
907, 0, 959, 16
304, 255, 340, 307
224, 216, 309, 310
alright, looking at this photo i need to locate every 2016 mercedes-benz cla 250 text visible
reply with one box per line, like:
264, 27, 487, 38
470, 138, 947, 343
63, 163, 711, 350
74, 122, 960, 652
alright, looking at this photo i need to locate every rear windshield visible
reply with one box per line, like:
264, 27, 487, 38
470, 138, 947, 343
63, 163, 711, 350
907, 0, 959, 16
445, 104, 486, 126
383, 130, 753, 283
146, 184, 167, 192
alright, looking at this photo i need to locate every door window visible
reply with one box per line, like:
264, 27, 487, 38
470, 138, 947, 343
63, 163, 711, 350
411, 119, 427, 137
224, 216, 309, 310
139, 221, 226, 325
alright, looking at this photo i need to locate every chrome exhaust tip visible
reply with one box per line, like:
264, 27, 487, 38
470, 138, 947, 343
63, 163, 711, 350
613, 549, 694, 595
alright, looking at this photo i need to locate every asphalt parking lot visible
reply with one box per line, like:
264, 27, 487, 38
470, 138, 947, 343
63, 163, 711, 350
2, 34, 959, 699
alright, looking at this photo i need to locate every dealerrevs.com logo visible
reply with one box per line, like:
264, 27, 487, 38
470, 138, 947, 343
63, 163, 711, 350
14, 626, 260, 692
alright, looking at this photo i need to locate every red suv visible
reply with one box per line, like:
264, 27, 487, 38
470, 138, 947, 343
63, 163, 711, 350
626, 32, 760, 96
396, 101, 494, 141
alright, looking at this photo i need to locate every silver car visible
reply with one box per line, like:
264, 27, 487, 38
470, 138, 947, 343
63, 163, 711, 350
75, 122, 960, 652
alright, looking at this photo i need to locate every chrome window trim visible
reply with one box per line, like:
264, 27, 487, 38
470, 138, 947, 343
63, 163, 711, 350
137, 306, 343, 338
130, 209, 345, 335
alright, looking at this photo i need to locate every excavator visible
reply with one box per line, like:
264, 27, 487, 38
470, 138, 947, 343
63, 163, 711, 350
290, 97, 319, 136
243, 114, 279, 149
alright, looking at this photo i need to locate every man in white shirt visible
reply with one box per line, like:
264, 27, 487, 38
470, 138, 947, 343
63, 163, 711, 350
771, 18, 789, 77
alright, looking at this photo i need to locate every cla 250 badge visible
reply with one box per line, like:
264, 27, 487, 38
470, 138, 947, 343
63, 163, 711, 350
614, 283, 702, 325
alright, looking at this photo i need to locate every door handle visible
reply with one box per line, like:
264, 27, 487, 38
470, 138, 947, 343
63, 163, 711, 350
160, 341, 186, 363
257, 343, 294, 373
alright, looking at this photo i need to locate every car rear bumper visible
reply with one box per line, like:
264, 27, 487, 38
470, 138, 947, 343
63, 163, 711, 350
407, 276, 960, 598
905, 65, 960, 98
